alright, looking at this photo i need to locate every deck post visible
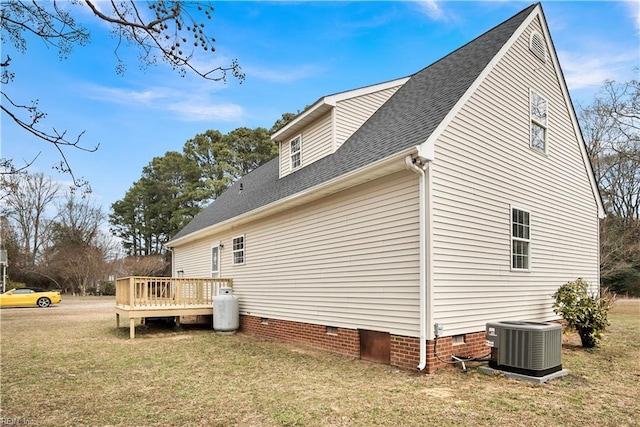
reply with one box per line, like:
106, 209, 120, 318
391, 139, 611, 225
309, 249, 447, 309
116, 312, 120, 328
129, 317, 135, 339
128, 277, 134, 307
175, 279, 181, 305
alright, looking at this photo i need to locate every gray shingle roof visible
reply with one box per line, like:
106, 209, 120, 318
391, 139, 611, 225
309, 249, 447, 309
168, 4, 535, 244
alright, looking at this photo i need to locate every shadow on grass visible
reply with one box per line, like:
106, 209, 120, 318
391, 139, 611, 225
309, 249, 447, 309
562, 343, 586, 352
111, 319, 218, 340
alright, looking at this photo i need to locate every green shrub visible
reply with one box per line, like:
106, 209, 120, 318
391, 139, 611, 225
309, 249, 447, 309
552, 278, 615, 348
100, 281, 116, 296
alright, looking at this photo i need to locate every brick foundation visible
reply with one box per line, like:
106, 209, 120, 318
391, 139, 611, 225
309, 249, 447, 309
240, 314, 488, 373
390, 332, 488, 373
240, 315, 360, 358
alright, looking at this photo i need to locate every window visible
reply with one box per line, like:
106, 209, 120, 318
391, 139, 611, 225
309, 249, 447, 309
511, 207, 530, 270
232, 235, 245, 265
211, 244, 220, 278
290, 136, 302, 169
530, 90, 548, 152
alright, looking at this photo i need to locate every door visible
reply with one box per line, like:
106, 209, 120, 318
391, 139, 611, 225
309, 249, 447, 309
359, 330, 391, 364
211, 245, 220, 278
4, 289, 32, 306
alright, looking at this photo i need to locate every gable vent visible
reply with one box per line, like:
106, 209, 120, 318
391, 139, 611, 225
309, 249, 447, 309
529, 31, 546, 62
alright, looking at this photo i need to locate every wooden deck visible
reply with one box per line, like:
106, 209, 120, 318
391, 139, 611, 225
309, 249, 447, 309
115, 276, 233, 338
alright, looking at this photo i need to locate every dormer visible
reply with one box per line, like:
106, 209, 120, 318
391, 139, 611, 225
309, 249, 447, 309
273, 77, 409, 178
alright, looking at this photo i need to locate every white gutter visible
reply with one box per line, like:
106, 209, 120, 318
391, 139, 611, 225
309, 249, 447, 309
404, 154, 430, 371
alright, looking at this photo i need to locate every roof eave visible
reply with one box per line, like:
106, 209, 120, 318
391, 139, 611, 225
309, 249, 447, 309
271, 76, 410, 142
165, 146, 418, 248
272, 100, 333, 142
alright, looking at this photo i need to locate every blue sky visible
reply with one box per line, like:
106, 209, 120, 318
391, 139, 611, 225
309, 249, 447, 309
1, 1, 638, 220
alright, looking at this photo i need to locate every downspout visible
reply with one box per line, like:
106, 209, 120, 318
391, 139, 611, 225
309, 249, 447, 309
404, 155, 430, 371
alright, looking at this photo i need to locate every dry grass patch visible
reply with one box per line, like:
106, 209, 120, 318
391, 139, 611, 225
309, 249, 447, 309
1, 297, 638, 426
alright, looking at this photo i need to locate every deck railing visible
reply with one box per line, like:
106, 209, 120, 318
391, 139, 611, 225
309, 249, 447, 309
115, 276, 233, 308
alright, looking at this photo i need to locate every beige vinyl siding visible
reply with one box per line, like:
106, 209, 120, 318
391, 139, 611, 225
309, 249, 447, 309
173, 170, 421, 337
430, 16, 600, 335
173, 237, 215, 277
279, 139, 290, 178
279, 112, 333, 178
278, 86, 402, 177
335, 85, 402, 149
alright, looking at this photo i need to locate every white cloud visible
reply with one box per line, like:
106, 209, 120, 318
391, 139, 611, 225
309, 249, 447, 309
84, 85, 167, 106
166, 101, 244, 122
558, 50, 637, 90
83, 84, 244, 122
415, 0, 449, 22
244, 63, 324, 83
627, 0, 640, 33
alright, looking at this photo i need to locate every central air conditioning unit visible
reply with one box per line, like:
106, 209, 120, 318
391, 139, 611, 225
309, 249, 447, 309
485, 321, 563, 377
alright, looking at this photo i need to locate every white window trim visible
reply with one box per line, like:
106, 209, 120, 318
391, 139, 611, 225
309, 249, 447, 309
232, 235, 245, 266
290, 135, 302, 170
529, 89, 549, 154
510, 205, 531, 272
211, 242, 221, 278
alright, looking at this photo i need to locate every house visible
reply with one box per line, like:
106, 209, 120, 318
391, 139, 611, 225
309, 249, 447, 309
165, 3, 604, 372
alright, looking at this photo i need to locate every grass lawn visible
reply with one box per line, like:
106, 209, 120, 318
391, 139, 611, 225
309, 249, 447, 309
1, 297, 638, 426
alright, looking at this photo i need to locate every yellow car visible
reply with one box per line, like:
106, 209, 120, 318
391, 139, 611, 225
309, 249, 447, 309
0, 288, 62, 308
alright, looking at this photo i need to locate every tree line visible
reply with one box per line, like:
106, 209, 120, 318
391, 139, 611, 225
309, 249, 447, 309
580, 77, 640, 296
1, 173, 115, 294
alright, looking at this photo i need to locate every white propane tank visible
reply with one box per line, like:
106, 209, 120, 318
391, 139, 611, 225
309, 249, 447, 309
213, 287, 239, 334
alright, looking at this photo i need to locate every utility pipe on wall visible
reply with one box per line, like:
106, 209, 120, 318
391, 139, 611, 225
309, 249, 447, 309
404, 154, 431, 371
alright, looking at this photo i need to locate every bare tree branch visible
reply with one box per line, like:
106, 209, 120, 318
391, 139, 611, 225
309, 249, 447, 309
85, 0, 177, 31
1, 91, 97, 189
580, 75, 640, 279
1, 0, 244, 188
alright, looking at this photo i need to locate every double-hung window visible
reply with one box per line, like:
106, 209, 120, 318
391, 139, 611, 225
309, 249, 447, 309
290, 136, 302, 169
511, 207, 530, 270
530, 90, 548, 152
232, 235, 245, 265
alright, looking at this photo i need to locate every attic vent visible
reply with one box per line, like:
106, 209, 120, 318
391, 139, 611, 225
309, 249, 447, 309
529, 31, 546, 62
